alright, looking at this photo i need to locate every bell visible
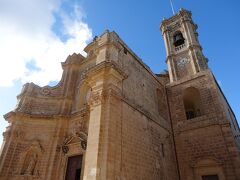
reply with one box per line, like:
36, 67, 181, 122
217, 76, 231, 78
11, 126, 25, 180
174, 33, 185, 47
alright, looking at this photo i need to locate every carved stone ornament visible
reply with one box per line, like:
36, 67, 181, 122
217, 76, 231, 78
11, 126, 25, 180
13, 129, 25, 140
3, 125, 12, 140
18, 140, 43, 177
89, 91, 104, 106
20, 100, 32, 113
196, 51, 202, 61
41, 87, 51, 96
168, 21, 181, 32
21, 152, 38, 175
61, 132, 88, 154
177, 58, 190, 67
70, 119, 88, 137
62, 145, 69, 154
86, 88, 92, 105
81, 141, 87, 150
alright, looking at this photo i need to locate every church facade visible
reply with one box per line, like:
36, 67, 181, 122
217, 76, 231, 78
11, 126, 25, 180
0, 9, 240, 180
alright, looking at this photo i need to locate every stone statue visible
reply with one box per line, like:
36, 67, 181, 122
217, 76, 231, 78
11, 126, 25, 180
22, 152, 38, 175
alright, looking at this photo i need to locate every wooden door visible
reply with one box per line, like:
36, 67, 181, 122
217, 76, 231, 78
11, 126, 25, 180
65, 155, 83, 180
202, 175, 219, 180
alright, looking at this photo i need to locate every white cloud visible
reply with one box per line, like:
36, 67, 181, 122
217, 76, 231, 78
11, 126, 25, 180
0, 0, 92, 87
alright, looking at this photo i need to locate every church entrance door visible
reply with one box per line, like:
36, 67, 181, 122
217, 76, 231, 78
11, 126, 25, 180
65, 155, 83, 180
202, 175, 219, 180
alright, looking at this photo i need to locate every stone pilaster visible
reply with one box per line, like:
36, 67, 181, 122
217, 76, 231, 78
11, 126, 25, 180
82, 61, 125, 180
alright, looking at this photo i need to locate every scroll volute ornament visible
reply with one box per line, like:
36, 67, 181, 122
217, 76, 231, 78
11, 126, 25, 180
61, 132, 88, 154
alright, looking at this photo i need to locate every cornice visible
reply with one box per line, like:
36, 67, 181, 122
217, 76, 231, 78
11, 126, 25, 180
166, 70, 211, 87
160, 8, 192, 31
83, 60, 128, 82
3, 111, 69, 121
4, 106, 91, 122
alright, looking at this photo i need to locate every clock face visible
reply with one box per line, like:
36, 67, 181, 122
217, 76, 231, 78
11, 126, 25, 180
177, 58, 190, 67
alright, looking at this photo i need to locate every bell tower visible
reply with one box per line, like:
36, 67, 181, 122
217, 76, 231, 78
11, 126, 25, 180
161, 8, 240, 180
160, 8, 208, 82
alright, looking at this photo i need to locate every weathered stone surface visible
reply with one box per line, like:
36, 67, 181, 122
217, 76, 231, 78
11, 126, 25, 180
0, 8, 239, 180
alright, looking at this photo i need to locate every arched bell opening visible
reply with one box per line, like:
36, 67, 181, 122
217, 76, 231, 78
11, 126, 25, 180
183, 87, 202, 120
173, 31, 185, 47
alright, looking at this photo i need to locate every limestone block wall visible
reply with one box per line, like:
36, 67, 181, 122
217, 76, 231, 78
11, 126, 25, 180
86, 31, 179, 179
84, 89, 178, 180
214, 79, 240, 148
120, 102, 178, 180
0, 109, 90, 180
68, 31, 179, 180
167, 70, 240, 179
0, 116, 59, 180
113, 40, 169, 126
175, 125, 234, 180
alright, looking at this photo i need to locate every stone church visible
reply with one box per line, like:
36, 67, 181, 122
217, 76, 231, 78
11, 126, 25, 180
0, 8, 240, 180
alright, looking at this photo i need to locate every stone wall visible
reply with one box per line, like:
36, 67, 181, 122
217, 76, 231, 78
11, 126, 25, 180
120, 102, 178, 180
0, 116, 59, 180
1, 30, 239, 180
167, 70, 240, 179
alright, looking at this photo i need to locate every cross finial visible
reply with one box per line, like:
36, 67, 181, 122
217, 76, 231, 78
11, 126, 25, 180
169, 0, 176, 15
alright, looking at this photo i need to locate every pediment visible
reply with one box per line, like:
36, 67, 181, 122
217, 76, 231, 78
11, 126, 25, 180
64, 132, 87, 146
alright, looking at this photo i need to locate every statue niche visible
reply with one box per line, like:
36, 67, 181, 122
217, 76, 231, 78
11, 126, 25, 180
18, 140, 43, 176
21, 151, 38, 175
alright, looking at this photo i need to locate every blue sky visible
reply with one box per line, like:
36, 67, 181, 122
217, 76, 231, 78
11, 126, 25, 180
0, 0, 239, 144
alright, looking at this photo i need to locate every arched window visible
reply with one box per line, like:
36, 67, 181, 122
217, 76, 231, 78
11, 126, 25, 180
173, 31, 185, 47
183, 87, 201, 119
